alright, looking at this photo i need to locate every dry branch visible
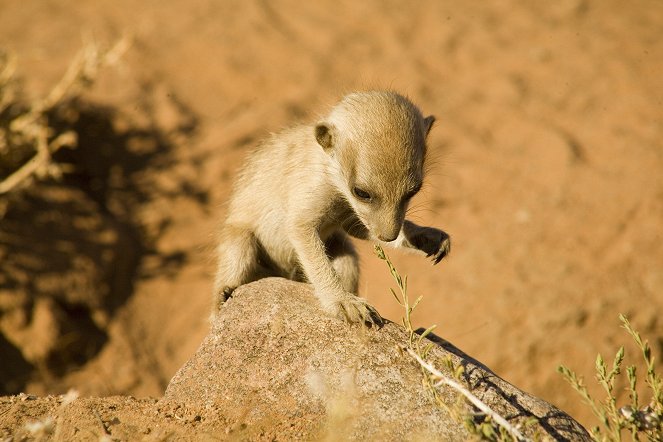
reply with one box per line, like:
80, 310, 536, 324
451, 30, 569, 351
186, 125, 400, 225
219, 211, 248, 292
0, 36, 130, 196
407, 348, 531, 442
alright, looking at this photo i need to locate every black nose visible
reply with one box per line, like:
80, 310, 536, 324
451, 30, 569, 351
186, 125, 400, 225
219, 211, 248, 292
378, 234, 398, 242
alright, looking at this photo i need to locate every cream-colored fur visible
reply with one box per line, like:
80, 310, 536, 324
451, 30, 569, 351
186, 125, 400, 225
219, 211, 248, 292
213, 91, 450, 325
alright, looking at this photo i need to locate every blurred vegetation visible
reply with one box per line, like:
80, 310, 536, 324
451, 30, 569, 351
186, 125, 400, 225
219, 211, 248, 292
0, 37, 129, 212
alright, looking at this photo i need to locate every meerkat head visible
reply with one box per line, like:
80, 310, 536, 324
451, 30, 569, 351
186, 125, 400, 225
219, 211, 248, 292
315, 91, 435, 242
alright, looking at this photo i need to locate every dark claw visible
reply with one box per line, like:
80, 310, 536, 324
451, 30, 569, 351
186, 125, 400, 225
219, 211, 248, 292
432, 239, 451, 265
339, 304, 351, 322
221, 287, 235, 302
366, 307, 384, 328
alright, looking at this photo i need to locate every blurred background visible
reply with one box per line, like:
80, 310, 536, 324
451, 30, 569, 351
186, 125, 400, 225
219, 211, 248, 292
1, 0, 661, 428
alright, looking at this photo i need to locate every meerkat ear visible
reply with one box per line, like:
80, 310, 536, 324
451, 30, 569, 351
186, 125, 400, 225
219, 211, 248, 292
423, 115, 436, 137
315, 123, 334, 151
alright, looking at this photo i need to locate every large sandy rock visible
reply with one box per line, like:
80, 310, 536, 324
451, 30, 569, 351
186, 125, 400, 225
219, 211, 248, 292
164, 278, 589, 441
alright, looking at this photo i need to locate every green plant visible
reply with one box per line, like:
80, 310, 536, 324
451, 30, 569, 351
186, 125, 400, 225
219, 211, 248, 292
375, 244, 532, 441
558, 314, 662, 441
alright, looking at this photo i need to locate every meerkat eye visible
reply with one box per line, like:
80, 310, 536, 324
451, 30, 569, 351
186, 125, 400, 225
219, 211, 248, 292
352, 186, 372, 201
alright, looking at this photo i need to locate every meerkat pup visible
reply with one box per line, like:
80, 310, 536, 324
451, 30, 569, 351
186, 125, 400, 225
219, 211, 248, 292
213, 91, 450, 325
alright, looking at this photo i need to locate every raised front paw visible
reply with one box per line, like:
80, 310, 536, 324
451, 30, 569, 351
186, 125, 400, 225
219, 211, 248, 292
410, 227, 451, 265
322, 292, 383, 327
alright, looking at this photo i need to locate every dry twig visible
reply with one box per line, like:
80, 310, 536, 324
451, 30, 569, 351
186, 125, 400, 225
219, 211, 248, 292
407, 348, 530, 442
0, 36, 130, 196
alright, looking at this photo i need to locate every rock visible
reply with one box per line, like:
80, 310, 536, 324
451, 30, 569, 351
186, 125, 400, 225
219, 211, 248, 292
164, 278, 589, 441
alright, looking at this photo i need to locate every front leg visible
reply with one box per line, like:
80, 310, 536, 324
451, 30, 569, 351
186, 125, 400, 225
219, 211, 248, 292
289, 222, 382, 326
393, 220, 451, 264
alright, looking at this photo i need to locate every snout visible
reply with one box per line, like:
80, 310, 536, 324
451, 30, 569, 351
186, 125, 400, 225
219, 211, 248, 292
364, 209, 404, 243
375, 224, 401, 242
377, 232, 399, 242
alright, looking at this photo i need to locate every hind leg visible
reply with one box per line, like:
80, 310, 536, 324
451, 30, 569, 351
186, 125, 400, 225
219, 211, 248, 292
213, 224, 260, 315
325, 231, 359, 293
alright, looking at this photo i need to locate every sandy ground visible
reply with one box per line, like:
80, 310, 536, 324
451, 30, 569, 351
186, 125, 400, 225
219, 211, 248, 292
1, 0, 662, 433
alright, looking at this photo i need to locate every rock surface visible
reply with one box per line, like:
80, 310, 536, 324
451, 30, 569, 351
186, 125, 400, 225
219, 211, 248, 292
164, 278, 590, 441
0, 278, 590, 440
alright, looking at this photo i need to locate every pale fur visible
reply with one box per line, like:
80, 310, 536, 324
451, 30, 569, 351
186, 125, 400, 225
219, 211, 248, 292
213, 91, 450, 325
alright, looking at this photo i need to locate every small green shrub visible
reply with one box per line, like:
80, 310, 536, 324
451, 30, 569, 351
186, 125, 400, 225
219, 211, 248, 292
375, 244, 533, 441
558, 315, 662, 441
